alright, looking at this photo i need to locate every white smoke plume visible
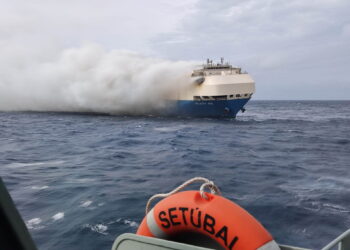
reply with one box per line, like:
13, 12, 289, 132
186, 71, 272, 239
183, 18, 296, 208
0, 43, 196, 115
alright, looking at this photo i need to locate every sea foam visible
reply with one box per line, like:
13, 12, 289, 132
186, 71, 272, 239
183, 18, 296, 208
52, 212, 64, 221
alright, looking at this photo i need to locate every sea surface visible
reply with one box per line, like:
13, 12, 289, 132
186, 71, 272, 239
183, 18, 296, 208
1, 100, 349, 250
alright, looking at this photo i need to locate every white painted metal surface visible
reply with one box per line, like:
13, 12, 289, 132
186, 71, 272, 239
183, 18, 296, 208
112, 230, 350, 250
170, 58, 256, 101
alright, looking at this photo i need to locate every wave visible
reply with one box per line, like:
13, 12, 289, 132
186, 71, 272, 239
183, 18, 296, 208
107, 218, 139, 228
5, 160, 65, 169
83, 223, 108, 235
26, 218, 44, 230
80, 200, 93, 208
31, 185, 49, 190
52, 212, 64, 221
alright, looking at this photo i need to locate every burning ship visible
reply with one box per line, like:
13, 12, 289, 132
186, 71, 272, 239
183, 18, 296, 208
167, 58, 255, 118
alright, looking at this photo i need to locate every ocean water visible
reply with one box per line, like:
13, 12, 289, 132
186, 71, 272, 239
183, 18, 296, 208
1, 100, 349, 250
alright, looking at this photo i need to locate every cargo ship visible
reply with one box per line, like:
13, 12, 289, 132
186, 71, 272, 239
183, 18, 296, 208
167, 58, 255, 118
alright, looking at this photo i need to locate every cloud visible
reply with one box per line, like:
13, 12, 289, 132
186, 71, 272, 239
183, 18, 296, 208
0, 0, 197, 51
152, 0, 350, 99
1, 0, 349, 100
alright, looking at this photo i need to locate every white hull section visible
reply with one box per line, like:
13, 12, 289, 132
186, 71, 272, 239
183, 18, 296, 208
173, 74, 255, 101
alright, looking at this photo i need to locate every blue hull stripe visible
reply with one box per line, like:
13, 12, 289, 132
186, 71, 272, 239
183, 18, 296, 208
165, 98, 251, 117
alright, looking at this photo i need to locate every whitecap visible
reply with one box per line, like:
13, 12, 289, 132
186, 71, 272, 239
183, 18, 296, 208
154, 125, 188, 132
154, 127, 175, 132
108, 218, 139, 228
124, 219, 139, 228
52, 212, 64, 221
323, 203, 350, 213
31, 185, 49, 190
26, 218, 43, 229
84, 224, 108, 235
80, 200, 92, 207
7, 162, 46, 168
5, 160, 65, 168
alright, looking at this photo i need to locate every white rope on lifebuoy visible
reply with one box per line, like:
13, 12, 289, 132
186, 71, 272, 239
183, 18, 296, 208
145, 177, 221, 215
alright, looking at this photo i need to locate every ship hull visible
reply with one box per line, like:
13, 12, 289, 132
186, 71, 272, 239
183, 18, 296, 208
164, 98, 250, 118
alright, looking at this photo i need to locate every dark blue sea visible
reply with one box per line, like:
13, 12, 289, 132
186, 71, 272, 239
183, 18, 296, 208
1, 101, 349, 250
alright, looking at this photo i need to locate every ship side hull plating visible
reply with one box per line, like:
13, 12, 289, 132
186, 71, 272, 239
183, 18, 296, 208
165, 98, 250, 118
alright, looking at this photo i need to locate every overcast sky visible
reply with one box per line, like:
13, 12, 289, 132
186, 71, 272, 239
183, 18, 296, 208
2, 0, 350, 99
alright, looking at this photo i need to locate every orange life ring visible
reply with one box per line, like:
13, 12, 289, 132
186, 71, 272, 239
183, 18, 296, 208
137, 191, 279, 250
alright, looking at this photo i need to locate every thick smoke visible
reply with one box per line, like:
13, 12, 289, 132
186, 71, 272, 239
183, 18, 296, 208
0, 43, 196, 114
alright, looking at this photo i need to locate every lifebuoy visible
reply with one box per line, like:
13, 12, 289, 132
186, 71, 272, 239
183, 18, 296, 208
137, 191, 279, 250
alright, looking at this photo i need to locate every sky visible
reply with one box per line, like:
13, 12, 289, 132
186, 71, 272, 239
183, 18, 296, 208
1, 0, 350, 100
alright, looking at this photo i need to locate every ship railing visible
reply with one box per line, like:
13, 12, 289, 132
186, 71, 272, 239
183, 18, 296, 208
278, 229, 350, 250
321, 229, 350, 250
